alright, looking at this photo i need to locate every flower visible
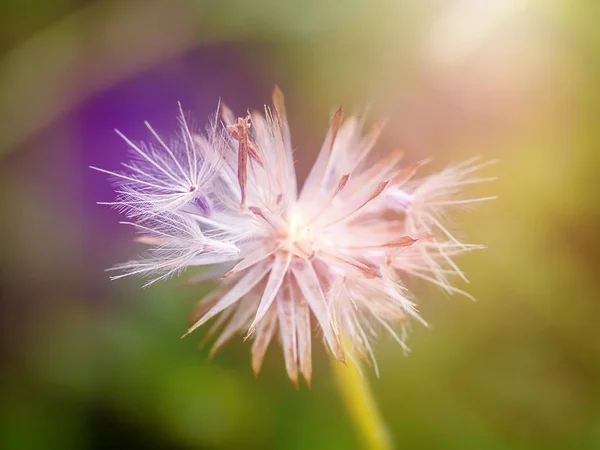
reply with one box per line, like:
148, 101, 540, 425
94, 87, 494, 385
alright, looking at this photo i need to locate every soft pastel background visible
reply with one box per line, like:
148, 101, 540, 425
1, 1, 598, 449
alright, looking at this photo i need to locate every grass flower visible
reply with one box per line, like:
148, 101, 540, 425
94, 87, 494, 386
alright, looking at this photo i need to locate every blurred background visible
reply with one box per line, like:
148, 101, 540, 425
1, 0, 599, 449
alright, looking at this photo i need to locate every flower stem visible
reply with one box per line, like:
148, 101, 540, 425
331, 354, 394, 450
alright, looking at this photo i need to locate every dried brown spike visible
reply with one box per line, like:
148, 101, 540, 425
346, 235, 417, 250
368, 180, 390, 203
329, 253, 382, 279
322, 180, 390, 228
329, 107, 344, 152
333, 174, 350, 197
383, 236, 418, 248
227, 116, 253, 210
272, 85, 287, 128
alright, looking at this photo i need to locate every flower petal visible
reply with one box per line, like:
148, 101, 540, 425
277, 279, 298, 386
292, 260, 344, 362
245, 252, 292, 338
182, 263, 270, 337
251, 307, 278, 377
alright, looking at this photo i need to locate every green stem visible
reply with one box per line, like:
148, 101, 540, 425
331, 353, 394, 450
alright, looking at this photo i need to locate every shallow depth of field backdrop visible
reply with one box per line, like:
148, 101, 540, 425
1, 1, 599, 449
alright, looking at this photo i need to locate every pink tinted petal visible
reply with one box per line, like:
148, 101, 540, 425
245, 252, 292, 338
251, 307, 278, 377
292, 260, 344, 362
277, 281, 299, 386
183, 263, 270, 337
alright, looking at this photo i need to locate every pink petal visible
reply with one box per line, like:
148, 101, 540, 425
291, 260, 345, 362
245, 252, 292, 338
182, 263, 270, 337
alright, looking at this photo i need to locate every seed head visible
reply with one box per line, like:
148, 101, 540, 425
94, 87, 495, 385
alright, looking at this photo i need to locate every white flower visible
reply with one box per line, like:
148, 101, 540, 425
94, 87, 494, 385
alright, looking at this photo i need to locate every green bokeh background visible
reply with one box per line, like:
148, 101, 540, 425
1, 1, 599, 449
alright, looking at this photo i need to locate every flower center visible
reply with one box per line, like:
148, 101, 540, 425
280, 209, 315, 259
